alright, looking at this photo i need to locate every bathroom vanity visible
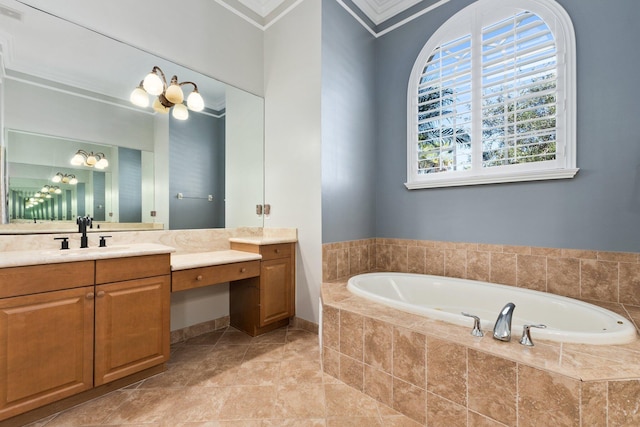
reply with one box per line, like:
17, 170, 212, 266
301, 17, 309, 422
229, 242, 296, 336
170, 240, 296, 337
0, 245, 173, 424
0, 234, 297, 425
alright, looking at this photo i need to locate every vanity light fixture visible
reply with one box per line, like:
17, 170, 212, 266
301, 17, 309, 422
130, 65, 205, 120
40, 185, 62, 194
52, 172, 78, 185
71, 150, 109, 169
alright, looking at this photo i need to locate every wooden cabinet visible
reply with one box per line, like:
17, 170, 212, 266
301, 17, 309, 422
0, 286, 94, 421
229, 242, 295, 336
0, 254, 171, 423
94, 254, 170, 386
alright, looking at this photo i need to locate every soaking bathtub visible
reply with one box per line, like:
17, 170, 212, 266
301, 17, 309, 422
347, 272, 638, 345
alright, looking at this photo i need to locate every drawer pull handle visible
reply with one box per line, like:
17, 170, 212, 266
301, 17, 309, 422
86, 292, 95, 300
240, 268, 246, 273
196, 275, 203, 281
97, 291, 105, 298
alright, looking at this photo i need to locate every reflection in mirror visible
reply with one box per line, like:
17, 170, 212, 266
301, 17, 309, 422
0, 0, 264, 233
7, 130, 153, 224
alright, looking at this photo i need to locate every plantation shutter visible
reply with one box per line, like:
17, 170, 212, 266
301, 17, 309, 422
480, 11, 558, 167
406, 0, 576, 189
416, 34, 473, 174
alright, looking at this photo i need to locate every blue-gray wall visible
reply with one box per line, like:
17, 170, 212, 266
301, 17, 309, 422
118, 147, 142, 223
322, 0, 640, 252
92, 171, 106, 221
321, 0, 377, 243
169, 111, 225, 230
77, 183, 86, 217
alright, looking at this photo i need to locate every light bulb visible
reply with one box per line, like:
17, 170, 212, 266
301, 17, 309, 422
86, 155, 97, 166
153, 97, 170, 114
48, 187, 56, 193
172, 103, 189, 120
95, 158, 109, 169
35, 192, 42, 197
130, 85, 149, 107
69, 177, 78, 185
71, 153, 85, 165
165, 81, 184, 104
187, 90, 205, 111
61, 176, 69, 184
52, 174, 61, 183
46, 194, 52, 199
143, 72, 164, 96
54, 188, 62, 194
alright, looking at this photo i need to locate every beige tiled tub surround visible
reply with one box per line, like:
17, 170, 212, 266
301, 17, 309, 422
322, 238, 640, 426
323, 238, 640, 328
322, 280, 640, 426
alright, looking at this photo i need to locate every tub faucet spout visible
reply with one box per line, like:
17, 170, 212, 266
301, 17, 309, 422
493, 302, 516, 342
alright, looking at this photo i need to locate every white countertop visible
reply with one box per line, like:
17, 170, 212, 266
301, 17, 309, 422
0, 243, 175, 269
171, 250, 263, 271
228, 237, 298, 245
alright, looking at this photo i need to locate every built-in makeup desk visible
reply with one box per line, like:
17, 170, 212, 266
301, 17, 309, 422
170, 239, 297, 336
171, 250, 262, 291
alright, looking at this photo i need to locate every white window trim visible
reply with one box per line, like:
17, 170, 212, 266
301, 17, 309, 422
405, 0, 578, 190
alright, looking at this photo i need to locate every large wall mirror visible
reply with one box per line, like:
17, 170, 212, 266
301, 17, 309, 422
0, 0, 264, 233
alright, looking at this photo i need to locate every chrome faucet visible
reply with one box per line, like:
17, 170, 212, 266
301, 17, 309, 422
492, 302, 516, 342
77, 215, 93, 248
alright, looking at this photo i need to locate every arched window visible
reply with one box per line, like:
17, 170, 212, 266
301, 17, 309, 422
406, 0, 577, 189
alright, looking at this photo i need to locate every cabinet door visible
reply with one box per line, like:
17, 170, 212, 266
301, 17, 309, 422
94, 275, 170, 386
259, 257, 294, 326
0, 286, 94, 420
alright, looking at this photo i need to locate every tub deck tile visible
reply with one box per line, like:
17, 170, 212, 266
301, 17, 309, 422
322, 279, 640, 382
322, 279, 640, 426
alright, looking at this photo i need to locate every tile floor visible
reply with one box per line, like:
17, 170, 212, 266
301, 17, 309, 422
25, 326, 421, 427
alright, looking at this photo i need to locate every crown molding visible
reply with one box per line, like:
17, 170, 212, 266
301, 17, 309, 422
219, 0, 451, 36
350, 0, 424, 25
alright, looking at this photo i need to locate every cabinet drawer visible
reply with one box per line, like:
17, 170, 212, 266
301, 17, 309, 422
260, 243, 293, 261
229, 242, 294, 260
0, 261, 95, 299
96, 254, 170, 284
172, 260, 260, 292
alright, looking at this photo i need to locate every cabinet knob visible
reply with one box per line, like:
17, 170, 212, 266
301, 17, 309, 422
96, 291, 105, 298
86, 292, 95, 300
240, 268, 246, 273
196, 275, 203, 281
275, 249, 281, 254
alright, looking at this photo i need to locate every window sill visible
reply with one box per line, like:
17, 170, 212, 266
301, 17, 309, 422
405, 168, 579, 190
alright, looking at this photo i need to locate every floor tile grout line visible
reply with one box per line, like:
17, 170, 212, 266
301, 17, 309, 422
23, 326, 418, 427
